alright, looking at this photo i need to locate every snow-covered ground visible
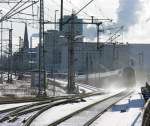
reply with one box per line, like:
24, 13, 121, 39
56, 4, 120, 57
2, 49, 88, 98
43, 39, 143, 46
0, 80, 144, 126
77, 69, 121, 79
0, 77, 102, 98
48, 78, 104, 93
0, 79, 32, 97
91, 90, 144, 126
30, 89, 125, 126
0, 112, 37, 126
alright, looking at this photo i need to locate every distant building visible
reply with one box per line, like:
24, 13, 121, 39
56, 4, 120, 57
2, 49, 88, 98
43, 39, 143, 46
129, 44, 150, 84
12, 24, 38, 73
14, 16, 150, 78
44, 30, 67, 73
43, 30, 130, 74
61, 15, 83, 42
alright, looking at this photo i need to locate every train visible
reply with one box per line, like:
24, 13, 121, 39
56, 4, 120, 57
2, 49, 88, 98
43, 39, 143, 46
77, 67, 136, 89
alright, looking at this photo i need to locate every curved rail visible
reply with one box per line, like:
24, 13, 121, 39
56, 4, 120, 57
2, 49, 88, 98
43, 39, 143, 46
20, 90, 131, 126
48, 91, 132, 126
83, 91, 133, 126
0, 94, 94, 123
22, 92, 103, 126
0, 92, 102, 126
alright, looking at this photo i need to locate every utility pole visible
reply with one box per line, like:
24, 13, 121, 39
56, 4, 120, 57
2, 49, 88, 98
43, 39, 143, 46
60, 0, 63, 31
38, 0, 46, 96
55, 10, 59, 30
52, 33, 55, 96
67, 13, 76, 94
52, 10, 58, 96
18, 36, 24, 80
112, 43, 115, 68
96, 22, 104, 80
7, 29, 13, 83
138, 51, 144, 66
0, 10, 3, 83
0, 21, 3, 83
86, 53, 89, 83
96, 22, 103, 49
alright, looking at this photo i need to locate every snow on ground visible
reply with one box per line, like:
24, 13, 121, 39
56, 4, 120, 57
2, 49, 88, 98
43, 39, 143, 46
91, 109, 143, 126
0, 76, 103, 98
91, 90, 144, 126
77, 69, 121, 79
30, 89, 125, 126
49, 79, 104, 93
0, 112, 37, 126
0, 79, 32, 97
76, 83, 104, 93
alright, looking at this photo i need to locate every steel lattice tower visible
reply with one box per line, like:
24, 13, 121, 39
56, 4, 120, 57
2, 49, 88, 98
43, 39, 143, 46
38, 0, 46, 96
67, 14, 76, 93
7, 29, 13, 83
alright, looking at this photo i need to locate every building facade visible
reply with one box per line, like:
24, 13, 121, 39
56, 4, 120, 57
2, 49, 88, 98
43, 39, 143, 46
43, 30, 130, 75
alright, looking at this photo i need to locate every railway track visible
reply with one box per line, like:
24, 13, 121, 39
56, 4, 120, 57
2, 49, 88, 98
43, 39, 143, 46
0, 90, 132, 126
0, 92, 103, 126
14, 90, 131, 126
47, 90, 133, 126
0, 95, 80, 114
83, 91, 133, 126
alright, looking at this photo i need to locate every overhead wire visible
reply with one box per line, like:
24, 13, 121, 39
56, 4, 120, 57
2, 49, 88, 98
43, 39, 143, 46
0, 0, 39, 48
6, 0, 30, 18
64, 0, 91, 18
0, 0, 23, 21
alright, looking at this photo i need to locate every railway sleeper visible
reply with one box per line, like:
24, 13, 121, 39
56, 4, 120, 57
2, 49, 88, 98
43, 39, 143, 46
0, 116, 9, 122
22, 116, 32, 124
8, 116, 18, 122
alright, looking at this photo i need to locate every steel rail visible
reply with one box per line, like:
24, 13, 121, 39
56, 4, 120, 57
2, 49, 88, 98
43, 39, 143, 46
0, 95, 77, 115
21, 92, 103, 126
0, 93, 99, 124
83, 91, 133, 126
47, 90, 132, 126
0, 101, 53, 122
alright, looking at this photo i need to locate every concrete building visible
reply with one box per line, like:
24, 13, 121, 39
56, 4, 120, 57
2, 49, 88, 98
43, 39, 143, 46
62, 15, 83, 36
43, 30, 130, 74
129, 44, 150, 84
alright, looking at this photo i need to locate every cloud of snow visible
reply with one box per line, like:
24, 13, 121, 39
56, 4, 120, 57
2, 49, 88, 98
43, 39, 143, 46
117, 0, 142, 31
83, 25, 96, 41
